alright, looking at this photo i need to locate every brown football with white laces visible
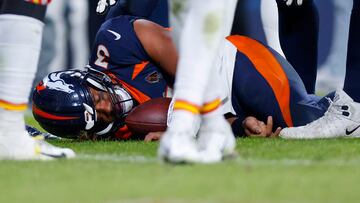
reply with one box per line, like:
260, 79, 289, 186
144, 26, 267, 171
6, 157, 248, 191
125, 98, 171, 135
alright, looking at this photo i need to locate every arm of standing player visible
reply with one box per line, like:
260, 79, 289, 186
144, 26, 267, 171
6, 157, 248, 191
133, 19, 178, 79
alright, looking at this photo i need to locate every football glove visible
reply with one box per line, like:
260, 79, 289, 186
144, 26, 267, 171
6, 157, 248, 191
96, 0, 117, 15
283, 0, 303, 6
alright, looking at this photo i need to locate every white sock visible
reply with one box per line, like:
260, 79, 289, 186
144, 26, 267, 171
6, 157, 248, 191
167, 110, 200, 136
168, 0, 236, 134
0, 14, 44, 136
201, 68, 229, 130
0, 109, 25, 135
174, 0, 237, 105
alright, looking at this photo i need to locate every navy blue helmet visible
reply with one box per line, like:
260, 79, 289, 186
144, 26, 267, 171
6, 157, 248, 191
32, 68, 134, 139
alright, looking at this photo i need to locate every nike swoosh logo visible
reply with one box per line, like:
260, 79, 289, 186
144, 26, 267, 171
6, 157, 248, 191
40, 152, 66, 159
107, 29, 121, 40
346, 125, 360, 135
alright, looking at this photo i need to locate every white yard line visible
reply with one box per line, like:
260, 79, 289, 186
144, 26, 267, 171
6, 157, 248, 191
77, 153, 360, 166
235, 158, 360, 166
78, 154, 158, 163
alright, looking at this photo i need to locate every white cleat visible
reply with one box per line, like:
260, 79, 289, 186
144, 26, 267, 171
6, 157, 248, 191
280, 90, 360, 139
0, 130, 75, 160
158, 130, 202, 164
197, 119, 237, 163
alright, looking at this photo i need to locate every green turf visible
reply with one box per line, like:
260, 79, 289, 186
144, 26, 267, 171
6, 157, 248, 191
1, 117, 360, 203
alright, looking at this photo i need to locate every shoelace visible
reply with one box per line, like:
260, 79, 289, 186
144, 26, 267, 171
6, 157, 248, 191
302, 98, 347, 130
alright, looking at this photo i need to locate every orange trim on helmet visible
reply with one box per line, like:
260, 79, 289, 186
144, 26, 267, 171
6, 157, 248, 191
200, 98, 221, 114
36, 81, 46, 92
32, 105, 80, 120
132, 61, 149, 80
173, 100, 201, 115
226, 35, 294, 127
0, 100, 27, 111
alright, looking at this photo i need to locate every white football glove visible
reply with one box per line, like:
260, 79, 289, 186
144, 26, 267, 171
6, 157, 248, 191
283, 0, 303, 6
96, 0, 118, 15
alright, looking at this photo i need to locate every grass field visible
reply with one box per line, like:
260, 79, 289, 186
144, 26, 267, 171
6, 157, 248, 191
1, 117, 360, 203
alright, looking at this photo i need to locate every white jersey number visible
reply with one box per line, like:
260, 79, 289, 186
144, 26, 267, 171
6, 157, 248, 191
94, 45, 110, 69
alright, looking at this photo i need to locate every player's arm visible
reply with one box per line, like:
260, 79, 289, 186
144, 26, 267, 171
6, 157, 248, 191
133, 19, 178, 78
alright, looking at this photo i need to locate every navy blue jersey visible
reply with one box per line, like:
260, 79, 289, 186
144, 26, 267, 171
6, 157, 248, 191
222, 35, 331, 135
89, 16, 170, 104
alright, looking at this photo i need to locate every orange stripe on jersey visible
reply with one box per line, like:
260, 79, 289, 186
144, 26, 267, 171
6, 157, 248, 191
226, 35, 294, 127
0, 100, 27, 111
132, 61, 149, 80
173, 100, 201, 115
32, 105, 79, 120
113, 125, 133, 140
118, 80, 151, 104
200, 98, 221, 114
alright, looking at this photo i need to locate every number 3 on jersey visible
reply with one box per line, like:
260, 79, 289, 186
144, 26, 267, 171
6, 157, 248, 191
94, 45, 110, 69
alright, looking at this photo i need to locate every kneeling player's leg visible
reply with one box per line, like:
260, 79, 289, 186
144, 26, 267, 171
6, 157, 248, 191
275, 0, 319, 94
344, 0, 360, 102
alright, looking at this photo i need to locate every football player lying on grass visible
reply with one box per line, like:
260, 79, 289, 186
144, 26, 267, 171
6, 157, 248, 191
32, 16, 360, 140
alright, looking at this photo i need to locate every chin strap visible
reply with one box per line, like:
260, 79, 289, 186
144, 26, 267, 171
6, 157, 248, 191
96, 122, 114, 136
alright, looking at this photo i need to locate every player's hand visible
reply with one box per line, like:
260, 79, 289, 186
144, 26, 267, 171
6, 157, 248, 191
242, 116, 281, 138
283, 0, 303, 6
96, 0, 117, 15
144, 132, 164, 142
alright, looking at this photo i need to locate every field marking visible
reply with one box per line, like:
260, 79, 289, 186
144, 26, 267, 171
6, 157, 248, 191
78, 154, 158, 163
235, 158, 360, 166
77, 153, 360, 166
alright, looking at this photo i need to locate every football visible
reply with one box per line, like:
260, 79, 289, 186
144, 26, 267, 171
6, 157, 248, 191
125, 97, 171, 135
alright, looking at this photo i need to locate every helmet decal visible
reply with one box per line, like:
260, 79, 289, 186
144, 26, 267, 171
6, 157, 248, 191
83, 103, 95, 115
44, 72, 75, 94
83, 103, 96, 130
